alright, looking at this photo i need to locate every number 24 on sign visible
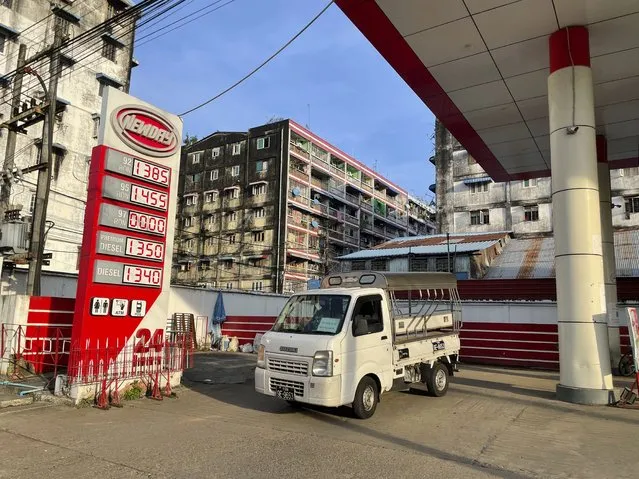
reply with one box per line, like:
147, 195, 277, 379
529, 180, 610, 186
134, 328, 164, 354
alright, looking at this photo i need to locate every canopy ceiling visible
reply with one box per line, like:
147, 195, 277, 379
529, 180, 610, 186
335, 0, 639, 181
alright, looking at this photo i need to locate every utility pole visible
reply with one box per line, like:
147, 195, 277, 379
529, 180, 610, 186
26, 20, 63, 296
0, 44, 27, 220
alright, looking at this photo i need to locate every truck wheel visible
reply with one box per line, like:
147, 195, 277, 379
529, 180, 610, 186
425, 362, 449, 397
353, 376, 378, 419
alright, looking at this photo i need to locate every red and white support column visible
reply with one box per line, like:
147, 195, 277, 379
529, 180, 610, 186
597, 135, 622, 373
548, 26, 614, 404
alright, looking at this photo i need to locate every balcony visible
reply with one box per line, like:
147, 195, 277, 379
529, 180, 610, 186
344, 213, 359, 225
290, 142, 310, 159
361, 202, 372, 212
290, 168, 309, 182
310, 154, 330, 171
311, 201, 329, 216
361, 221, 374, 233
328, 228, 344, 240
286, 264, 307, 275
345, 192, 360, 205
288, 215, 310, 229
311, 176, 329, 190
329, 185, 345, 198
345, 234, 358, 246
329, 164, 346, 178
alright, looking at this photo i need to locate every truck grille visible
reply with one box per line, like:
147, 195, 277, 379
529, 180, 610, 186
267, 357, 309, 376
270, 377, 304, 397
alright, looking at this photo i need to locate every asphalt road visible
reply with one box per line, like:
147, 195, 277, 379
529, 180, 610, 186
1, 353, 637, 479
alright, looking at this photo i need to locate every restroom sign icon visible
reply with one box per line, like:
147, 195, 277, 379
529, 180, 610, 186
91, 297, 110, 316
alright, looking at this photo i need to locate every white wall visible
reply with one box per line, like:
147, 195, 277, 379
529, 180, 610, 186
168, 286, 288, 324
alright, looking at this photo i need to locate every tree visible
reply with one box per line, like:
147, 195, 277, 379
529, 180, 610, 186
183, 133, 199, 147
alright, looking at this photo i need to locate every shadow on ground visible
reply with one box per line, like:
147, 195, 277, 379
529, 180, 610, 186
183, 352, 532, 479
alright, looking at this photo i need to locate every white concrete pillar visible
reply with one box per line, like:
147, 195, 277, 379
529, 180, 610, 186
548, 26, 614, 404
596, 135, 622, 373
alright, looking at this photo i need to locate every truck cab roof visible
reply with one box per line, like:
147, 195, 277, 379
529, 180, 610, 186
320, 271, 458, 291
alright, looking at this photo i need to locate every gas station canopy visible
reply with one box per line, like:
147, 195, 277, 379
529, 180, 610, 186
335, 0, 639, 181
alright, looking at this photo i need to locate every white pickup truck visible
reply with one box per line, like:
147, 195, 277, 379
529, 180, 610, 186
255, 271, 462, 418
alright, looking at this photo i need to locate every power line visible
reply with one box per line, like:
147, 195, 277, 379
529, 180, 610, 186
0, 0, 221, 110
179, 0, 334, 117
135, 0, 236, 47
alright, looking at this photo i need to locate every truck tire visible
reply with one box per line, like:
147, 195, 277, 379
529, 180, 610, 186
425, 362, 449, 397
353, 376, 378, 419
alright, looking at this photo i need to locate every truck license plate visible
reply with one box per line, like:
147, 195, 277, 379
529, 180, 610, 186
275, 387, 295, 400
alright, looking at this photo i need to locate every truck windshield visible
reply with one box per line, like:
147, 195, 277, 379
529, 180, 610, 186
272, 294, 351, 335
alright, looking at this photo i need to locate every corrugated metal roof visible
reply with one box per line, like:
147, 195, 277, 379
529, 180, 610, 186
340, 240, 501, 260
486, 230, 639, 279
374, 231, 510, 249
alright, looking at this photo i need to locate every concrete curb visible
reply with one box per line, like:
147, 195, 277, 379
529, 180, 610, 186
0, 396, 33, 408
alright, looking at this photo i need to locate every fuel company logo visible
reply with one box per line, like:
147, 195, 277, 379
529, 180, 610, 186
111, 105, 179, 158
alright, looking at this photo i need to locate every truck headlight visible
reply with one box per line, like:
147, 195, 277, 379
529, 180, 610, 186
257, 344, 265, 369
312, 350, 333, 377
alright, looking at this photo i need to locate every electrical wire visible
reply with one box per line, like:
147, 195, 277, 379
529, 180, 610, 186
135, 0, 236, 47
179, 0, 334, 116
0, 0, 178, 89
0, 0, 211, 110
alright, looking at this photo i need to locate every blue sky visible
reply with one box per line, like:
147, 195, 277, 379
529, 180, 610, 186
131, 0, 436, 201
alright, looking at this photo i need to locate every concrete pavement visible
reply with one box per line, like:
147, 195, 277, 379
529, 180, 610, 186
0, 353, 637, 479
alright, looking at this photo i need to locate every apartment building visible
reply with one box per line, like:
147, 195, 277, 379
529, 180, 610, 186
173, 119, 436, 293
433, 121, 639, 235
0, 1, 136, 274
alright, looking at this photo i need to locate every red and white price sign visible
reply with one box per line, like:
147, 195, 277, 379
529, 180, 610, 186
99, 204, 167, 237
102, 176, 169, 212
125, 237, 164, 262
105, 149, 171, 187
133, 158, 170, 186
123, 264, 163, 287
97, 231, 165, 262
72, 89, 182, 385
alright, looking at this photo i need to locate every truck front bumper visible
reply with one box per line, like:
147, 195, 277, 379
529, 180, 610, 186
255, 367, 342, 407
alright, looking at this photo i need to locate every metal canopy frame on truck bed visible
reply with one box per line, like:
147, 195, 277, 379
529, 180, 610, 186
320, 271, 457, 291
321, 272, 462, 342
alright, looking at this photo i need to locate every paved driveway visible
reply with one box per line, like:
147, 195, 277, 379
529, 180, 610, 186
0, 353, 637, 479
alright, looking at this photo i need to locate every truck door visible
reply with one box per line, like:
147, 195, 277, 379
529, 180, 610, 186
342, 294, 393, 402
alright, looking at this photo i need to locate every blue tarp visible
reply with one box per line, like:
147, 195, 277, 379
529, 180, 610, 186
209, 294, 226, 349
212, 294, 226, 325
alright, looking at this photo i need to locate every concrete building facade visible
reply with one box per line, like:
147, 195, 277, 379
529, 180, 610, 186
432, 119, 639, 235
173, 119, 436, 293
0, 1, 135, 274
